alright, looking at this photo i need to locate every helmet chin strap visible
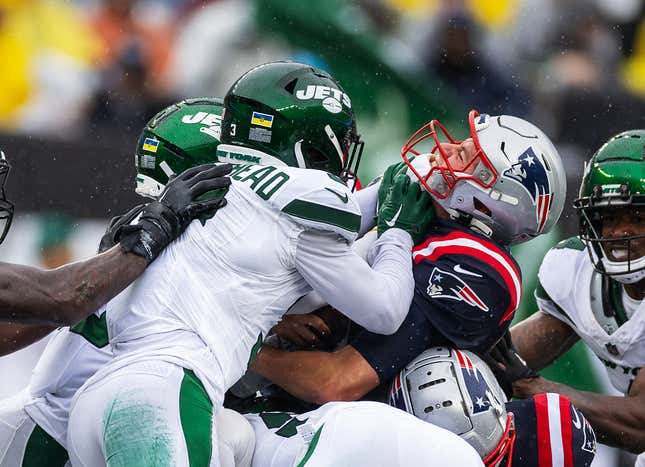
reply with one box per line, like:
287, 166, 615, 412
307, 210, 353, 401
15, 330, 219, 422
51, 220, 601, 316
294, 140, 308, 169
443, 206, 494, 238
602, 255, 645, 284
324, 124, 345, 166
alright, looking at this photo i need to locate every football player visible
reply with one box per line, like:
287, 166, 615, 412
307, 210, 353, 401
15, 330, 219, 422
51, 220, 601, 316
493, 131, 645, 460
248, 110, 566, 406
0, 98, 233, 466
65, 62, 434, 467
0, 149, 231, 329
391, 348, 596, 467
240, 400, 484, 466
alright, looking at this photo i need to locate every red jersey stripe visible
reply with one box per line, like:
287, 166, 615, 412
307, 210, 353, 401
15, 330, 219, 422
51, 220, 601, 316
535, 393, 553, 467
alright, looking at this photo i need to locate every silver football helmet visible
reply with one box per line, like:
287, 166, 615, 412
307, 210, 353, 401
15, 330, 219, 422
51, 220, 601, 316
389, 347, 515, 467
402, 110, 566, 245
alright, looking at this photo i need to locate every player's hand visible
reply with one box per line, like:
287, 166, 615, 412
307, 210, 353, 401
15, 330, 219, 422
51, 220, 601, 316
377, 161, 408, 209
272, 313, 332, 348
483, 331, 539, 398
116, 163, 233, 264
98, 204, 146, 253
377, 173, 434, 244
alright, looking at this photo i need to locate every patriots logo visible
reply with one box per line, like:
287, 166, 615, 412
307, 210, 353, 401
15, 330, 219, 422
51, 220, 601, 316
426, 267, 489, 311
502, 146, 552, 233
455, 350, 496, 414
571, 404, 597, 454
388, 372, 407, 411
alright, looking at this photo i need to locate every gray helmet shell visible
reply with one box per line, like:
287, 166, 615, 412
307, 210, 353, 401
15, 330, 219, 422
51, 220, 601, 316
389, 347, 508, 459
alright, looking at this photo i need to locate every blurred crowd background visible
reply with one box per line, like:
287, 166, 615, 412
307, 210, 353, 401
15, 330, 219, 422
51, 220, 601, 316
1, 0, 645, 464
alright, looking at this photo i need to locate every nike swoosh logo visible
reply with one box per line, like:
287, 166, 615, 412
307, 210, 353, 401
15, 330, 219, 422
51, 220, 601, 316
453, 264, 483, 277
324, 187, 348, 204
385, 205, 403, 227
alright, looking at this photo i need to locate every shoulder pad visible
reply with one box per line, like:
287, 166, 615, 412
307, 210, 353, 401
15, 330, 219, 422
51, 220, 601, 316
274, 168, 361, 243
538, 239, 587, 303
553, 236, 586, 251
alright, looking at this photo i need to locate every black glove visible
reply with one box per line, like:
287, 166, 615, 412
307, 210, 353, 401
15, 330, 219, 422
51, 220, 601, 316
116, 163, 232, 264
98, 204, 146, 253
483, 331, 538, 399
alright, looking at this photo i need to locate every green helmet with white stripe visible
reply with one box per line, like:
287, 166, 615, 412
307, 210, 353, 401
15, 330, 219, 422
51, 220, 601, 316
135, 97, 224, 198
219, 61, 364, 187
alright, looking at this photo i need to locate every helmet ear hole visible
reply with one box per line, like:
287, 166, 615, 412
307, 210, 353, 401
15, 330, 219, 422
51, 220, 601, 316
284, 78, 298, 95
473, 197, 492, 217
306, 147, 332, 169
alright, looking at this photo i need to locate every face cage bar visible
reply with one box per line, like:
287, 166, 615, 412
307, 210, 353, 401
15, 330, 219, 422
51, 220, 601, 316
483, 412, 516, 467
401, 109, 498, 199
339, 134, 364, 192
580, 218, 645, 277
0, 158, 13, 245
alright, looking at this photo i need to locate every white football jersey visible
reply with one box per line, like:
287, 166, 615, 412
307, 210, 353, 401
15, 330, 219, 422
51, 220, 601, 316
245, 401, 484, 467
536, 237, 645, 394
104, 164, 412, 403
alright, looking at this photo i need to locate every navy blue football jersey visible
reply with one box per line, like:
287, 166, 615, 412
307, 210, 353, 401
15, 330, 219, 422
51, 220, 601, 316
410, 218, 522, 352
351, 218, 521, 383
506, 394, 596, 467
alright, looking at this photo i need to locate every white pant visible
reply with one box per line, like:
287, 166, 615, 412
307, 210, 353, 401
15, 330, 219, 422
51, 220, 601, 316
247, 401, 484, 467
0, 390, 69, 467
67, 359, 218, 467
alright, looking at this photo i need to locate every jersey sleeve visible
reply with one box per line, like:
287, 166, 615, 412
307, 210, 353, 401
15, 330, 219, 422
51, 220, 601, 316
350, 304, 437, 383
272, 169, 362, 244
411, 231, 522, 353
294, 228, 413, 335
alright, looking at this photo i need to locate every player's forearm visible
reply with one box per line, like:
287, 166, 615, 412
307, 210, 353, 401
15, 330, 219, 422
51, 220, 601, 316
514, 377, 645, 453
0, 323, 55, 356
251, 346, 341, 404
0, 245, 146, 326
511, 311, 579, 371
296, 229, 413, 335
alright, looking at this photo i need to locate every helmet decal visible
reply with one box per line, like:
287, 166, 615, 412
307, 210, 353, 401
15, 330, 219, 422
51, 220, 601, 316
388, 372, 407, 411
295, 84, 352, 111
455, 350, 497, 414
502, 147, 552, 233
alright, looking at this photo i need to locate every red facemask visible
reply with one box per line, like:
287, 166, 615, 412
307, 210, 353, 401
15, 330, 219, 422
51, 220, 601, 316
483, 411, 516, 467
401, 109, 498, 199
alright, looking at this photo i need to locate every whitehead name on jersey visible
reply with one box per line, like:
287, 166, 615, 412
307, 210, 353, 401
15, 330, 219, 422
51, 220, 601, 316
104, 164, 362, 402
536, 237, 645, 394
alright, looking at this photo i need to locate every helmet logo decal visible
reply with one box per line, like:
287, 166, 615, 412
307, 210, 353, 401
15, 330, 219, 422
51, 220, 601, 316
142, 137, 159, 153
295, 85, 352, 112
502, 146, 552, 233
454, 350, 494, 414
388, 373, 407, 411
181, 112, 222, 140
251, 111, 274, 128
426, 267, 489, 312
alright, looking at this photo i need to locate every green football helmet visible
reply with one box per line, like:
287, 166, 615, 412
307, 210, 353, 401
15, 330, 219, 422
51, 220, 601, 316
135, 97, 224, 198
574, 130, 645, 283
219, 61, 364, 188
